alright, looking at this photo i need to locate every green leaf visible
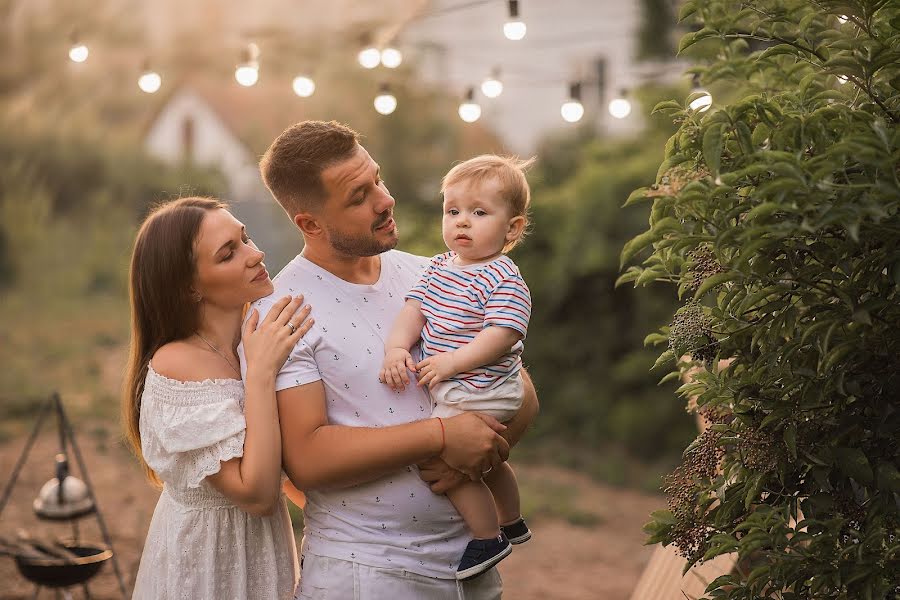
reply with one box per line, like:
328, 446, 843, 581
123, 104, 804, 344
614, 268, 641, 288
694, 271, 740, 299
652, 350, 676, 371
622, 187, 651, 207
643, 333, 668, 347
658, 371, 681, 386
876, 463, 900, 492
784, 425, 797, 461
745, 202, 781, 221
620, 230, 657, 268
744, 471, 765, 509
678, 0, 697, 21
651, 100, 683, 115
703, 123, 725, 175
833, 447, 874, 485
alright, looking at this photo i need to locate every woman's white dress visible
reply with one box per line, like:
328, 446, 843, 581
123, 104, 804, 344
132, 365, 299, 599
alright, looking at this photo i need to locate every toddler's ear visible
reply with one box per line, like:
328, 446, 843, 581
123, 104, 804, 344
506, 215, 526, 241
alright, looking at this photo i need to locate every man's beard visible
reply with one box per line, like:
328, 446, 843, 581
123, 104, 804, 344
325, 221, 398, 257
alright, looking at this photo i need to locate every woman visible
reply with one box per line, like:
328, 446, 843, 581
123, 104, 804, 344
124, 197, 313, 599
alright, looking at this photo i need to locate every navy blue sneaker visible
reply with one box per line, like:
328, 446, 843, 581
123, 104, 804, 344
456, 534, 512, 581
500, 517, 532, 544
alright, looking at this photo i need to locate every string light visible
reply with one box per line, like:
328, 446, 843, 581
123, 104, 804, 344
381, 47, 403, 69
837, 75, 849, 84
68, 32, 89, 63
235, 43, 260, 87
481, 67, 503, 98
374, 83, 397, 115
458, 87, 482, 122
358, 48, 381, 69
837, 14, 848, 24
138, 62, 162, 94
608, 89, 631, 119
688, 74, 712, 112
561, 82, 584, 123
292, 75, 316, 97
503, 0, 527, 41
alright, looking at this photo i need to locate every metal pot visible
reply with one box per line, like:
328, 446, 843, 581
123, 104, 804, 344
14, 543, 112, 588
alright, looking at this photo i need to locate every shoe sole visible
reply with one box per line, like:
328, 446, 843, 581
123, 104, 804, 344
455, 543, 513, 581
505, 531, 532, 545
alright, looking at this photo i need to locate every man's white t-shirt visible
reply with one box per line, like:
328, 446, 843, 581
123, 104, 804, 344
239, 250, 468, 579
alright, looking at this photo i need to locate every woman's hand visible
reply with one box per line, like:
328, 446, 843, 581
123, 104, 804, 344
243, 295, 313, 378
380, 348, 417, 391
416, 352, 459, 389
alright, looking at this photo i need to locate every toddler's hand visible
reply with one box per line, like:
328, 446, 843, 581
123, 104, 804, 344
416, 352, 458, 389
380, 348, 416, 391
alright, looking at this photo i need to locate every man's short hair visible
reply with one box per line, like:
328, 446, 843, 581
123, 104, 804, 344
442, 154, 535, 251
260, 120, 360, 218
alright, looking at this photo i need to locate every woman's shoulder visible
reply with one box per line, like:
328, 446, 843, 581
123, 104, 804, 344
151, 342, 240, 386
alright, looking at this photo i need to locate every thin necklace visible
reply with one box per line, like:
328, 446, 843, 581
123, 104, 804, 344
194, 331, 242, 378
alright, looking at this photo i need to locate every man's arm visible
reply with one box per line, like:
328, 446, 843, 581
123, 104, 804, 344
419, 367, 539, 493
277, 381, 510, 490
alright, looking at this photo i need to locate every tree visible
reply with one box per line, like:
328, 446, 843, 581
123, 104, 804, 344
620, 1, 899, 598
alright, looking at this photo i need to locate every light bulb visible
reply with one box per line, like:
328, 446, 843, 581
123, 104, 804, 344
608, 97, 631, 119
837, 14, 848, 24
381, 48, 402, 69
561, 101, 584, 123
138, 70, 162, 94
292, 75, 315, 97
481, 77, 503, 98
374, 85, 397, 115
503, 21, 526, 40
504, 0, 526, 40
235, 64, 259, 87
458, 102, 482, 122
688, 92, 712, 112
837, 75, 849, 84
69, 44, 88, 63
358, 47, 381, 69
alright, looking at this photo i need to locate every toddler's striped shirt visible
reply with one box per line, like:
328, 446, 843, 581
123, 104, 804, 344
406, 252, 531, 390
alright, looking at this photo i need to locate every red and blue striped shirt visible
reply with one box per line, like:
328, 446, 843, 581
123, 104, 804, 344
406, 252, 531, 390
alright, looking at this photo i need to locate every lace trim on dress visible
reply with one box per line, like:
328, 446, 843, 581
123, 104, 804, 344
145, 363, 244, 407
184, 430, 246, 489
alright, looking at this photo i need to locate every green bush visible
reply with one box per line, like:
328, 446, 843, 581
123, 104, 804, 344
622, 1, 899, 598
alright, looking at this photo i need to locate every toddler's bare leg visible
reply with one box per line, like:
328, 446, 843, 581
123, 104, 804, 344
484, 462, 520, 526
446, 479, 500, 539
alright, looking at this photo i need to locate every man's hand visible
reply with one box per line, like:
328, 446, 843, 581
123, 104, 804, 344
440, 412, 509, 480
380, 348, 416, 391
417, 457, 468, 494
416, 351, 459, 389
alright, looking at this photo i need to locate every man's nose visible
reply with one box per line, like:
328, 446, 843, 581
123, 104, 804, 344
375, 186, 395, 213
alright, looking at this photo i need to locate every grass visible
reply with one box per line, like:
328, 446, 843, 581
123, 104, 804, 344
517, 473, 604, 528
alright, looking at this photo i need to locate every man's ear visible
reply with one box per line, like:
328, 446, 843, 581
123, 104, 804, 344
295, 211, 323, 239
506, 215, 526, 243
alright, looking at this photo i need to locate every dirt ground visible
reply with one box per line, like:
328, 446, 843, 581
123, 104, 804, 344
0, 424, 664, 600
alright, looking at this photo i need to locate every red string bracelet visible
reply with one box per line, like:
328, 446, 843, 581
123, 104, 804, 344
436, 417, 446, 453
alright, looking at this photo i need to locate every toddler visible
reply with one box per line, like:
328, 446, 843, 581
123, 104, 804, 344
380, 154, 534, 580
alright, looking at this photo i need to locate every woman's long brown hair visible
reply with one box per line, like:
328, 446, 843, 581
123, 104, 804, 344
123, 197, 227, 485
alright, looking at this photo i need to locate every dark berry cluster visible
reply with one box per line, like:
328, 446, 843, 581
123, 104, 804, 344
686, 246, 725, 292
669, 301, 719, 367
663, 408, 732, 562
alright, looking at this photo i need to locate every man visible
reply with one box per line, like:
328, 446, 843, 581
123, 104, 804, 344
243, 120, 538, 599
